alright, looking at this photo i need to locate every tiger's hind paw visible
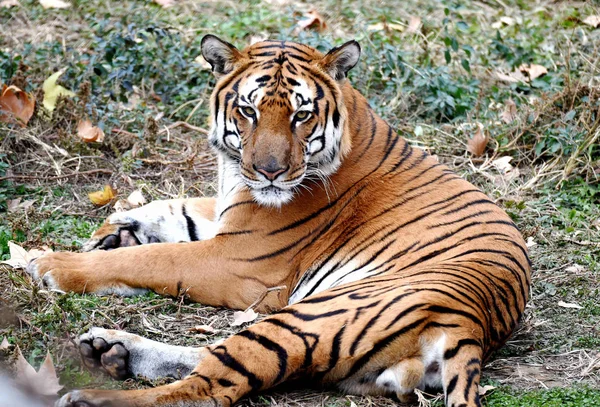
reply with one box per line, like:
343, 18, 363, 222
79, 329, 131, 380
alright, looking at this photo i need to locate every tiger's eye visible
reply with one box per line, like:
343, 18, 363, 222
295, 111, 311, 121
241, 106, 256, 117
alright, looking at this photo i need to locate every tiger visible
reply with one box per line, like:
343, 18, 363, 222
25, 35, 531, 407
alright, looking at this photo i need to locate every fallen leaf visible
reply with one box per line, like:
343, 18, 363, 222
501, 99, 517, 124
557, 301, 583, 310
519, 64, 547, 80
0, 242, 52, 269
495, 71, 527, 83
467, 126, 489, 157
1, 242, 30, 268
367, 22, 385, 31
583, 15, 600, 28
153, 0, 176, 7
0, 0, 19, 7
565, 264, 584, 273
188, 325, 218, 334
126, 189, 146, 207
1, 337, 8, 349
478, 384, 496, 396
88, 185, 117, 206
491, 156, 513, 174
15, 346, 63, 397
39, 0, 70, 8
42, 69, 75, 113
407, 16, 421, 33
0, 84, 36, 127
77, 119, 105, 143
296, 9, 327, 32
231, 309, 258, 326
525, 236, 537, 248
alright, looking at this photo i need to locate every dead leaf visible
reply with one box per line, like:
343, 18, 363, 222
525, 236, 537, 248
0, 0, 19, 7
296, 9, 327, 32
491, 156, 513, 174
467, 126, 489, 157
39, 0, 70, 8
583, 15, 600, 29
188, 325, 218, 334
478, 384, 496, 396
1, 337, 8, 349
557, 301, 583, 310
113, 189, 146, 212
0, 242, 52, 269
77, 119, 105, 143
0, 84, 35, 127
407, 16, 421, 33
231, 309, 258, 326
565, 264, 584, 273
42, 69, 75, 113
495, 70, 527, 83
88, 185, 117, 206
15, 346, 63, 397
501, 99, 517, 124
6, 198, 35, 213
153, 0, 176, 7
519, 64, 547, 80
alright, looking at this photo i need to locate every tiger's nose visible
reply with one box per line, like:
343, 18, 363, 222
254, 163, 288, 181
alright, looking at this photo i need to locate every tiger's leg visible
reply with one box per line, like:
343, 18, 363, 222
82, 197, 217, 251
56, 280, 488, 407
77, 327, 203, 380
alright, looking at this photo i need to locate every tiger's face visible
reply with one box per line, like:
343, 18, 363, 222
201, 36, 361, 207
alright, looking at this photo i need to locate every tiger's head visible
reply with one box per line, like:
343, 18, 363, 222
201, 35, 361, 207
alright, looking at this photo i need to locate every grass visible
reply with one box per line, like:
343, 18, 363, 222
1, 0, 599, 406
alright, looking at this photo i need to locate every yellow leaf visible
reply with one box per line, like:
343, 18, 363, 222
39, 0, 70, 8
42, 69, 75, 113
88, 185, 117, 206
77, 119, 105, 143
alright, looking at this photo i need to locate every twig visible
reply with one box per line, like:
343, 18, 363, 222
0, 169, 113, 182
244, 285, 287, 312
158, 121, 209, 135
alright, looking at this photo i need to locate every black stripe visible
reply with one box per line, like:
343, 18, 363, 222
278, 308, 347, 321
182, 204, 198, 241
209, 346, 263, 391
444, 338, 481, 359
237, 330, 288, 385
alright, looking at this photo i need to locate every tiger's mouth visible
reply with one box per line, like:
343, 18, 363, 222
251, 185, 295, 207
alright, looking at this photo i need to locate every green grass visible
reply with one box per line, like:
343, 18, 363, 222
1, 0, 599, 406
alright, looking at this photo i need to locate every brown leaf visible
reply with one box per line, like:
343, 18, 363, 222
77, 119, 105, 143
0, 84, 35, 127
583, 15, 600, 28
231, 309, 258, 326
467, 126, 489, 157
500, 99, 517, 124
188, 325, 218, 334
153, 0, 176, 7
88, 185, 117, 206
407, 16, 421, 33
0, 337, 8, 349
15, 346, 63, 397
519, 64, 547, 80
296, 9, 327, 32
39, 0, 70, 8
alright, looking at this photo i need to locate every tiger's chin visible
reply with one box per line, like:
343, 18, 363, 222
251, 186, 294, 207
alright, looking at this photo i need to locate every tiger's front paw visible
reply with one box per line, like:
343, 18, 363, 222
82, 211, 162, 252
26, 252, 82, 292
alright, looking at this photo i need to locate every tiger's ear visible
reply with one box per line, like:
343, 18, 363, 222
320, 40, 361, 81
201, 35, 243, 77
